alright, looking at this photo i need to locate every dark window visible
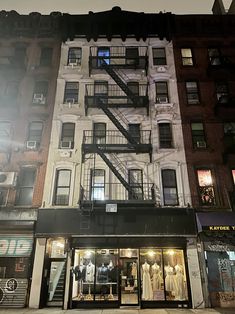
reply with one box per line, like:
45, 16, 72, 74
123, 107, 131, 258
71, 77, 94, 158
93, 123, 106, 144
186, 81, 200, 104
60, 123, 75, 149
0, 121, 11, 151
68, 48, 82, 66
181, 48, 193, 66
156, 82, 169, 103
54, 169, 71, 205
127, 81, 139, 103
40, 47, 53, 66
197, 169, 216, 206
128, 124, 141, 143
97, 47, 110, 66
224, 122, 235, 149
90, 169, 105, 200
32, 81, 48, 105
126, 47, 139, 65
128, 169, 143, 200
153, 48, 166, 65
14, 46, 26, 66
5, 81, 19, 98
94, 81, 108, 104
15, 168, 36, 206
27, 121, 43, 149
191, 122, 207, 149
215, 81, 229, 103
159, 123, 172, 148
208, 48, 221, 65
64, 82, 79, 104
161, 169, 178, 206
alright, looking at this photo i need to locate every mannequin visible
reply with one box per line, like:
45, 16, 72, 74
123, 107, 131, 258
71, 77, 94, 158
97, 263, 108, 283
151, 262, 163, 291
141, 260, 153, 300
85, 260, 95, 282
131, 261, 138, 287
174, 263, 185, 300
164, 263, 175, 293
73, 261, 86, 281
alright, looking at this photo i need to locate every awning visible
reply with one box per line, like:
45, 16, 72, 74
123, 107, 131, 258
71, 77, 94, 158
196, 212, 235, 233
35, 207, 197, 237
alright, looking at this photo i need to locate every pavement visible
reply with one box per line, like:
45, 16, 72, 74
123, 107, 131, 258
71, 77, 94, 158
0, 308, 235, 314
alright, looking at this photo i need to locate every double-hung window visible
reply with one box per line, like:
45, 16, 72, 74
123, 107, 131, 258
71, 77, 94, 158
40, 47, 53, 66
181, 48, 193, 66
97, 47, 110, 67
197, 169, 216, 206
0, 121, 11, 151
54, 169, 71, 205
215, 81, 229, 103
60, 123, 75, 149
27, 121, 43, 149
153, 48, 166, 65
90, 169, 105, 200
93, 123, 106, 144
208, 48, 221, 65
186, 81, 200, 104
156, 81, 169, 104
32, 81, 48, 105
191, 122, 207, 149
159, 123, 173, 148
128, 169, 143, 200
16, 168, 36, 206
126, 47, 139, 65
64, 82, 79, 104
68, 47, 82, 66
161, 169, 178, 206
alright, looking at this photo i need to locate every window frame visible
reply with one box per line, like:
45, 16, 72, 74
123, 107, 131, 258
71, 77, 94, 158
27, 121, 43, 148
40, 47, 53, 66
152, 48, 167, 66
90, 169, 105, 201
128, 168, 143, 200
185, 81, 200, 105
208, 48, 222, 66
15, 167, 36, 206
93, 123, 106, 144
161, 169, 179, 206
68, 47, 82, 66
215, 81, 229, 103
181, 48, 194, 66
196, 168, 216, 206
54, 169, 71, 206
158, 122, 173, 149
63, 82, 79, 104
60, 122, 75, 149
191, 121, 207, 149
155, 81, 169, 104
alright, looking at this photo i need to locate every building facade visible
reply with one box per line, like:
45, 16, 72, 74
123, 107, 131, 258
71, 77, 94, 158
0, 11, 61, 307
173, 14, 235, 308
31, 8, 202, 310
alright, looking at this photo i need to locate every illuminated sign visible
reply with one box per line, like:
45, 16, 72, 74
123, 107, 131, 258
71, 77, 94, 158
0, 237, 33, 257
203, 226, 235, 231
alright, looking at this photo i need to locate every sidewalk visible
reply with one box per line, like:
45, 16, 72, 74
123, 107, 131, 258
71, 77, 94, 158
0, 308, 235, 314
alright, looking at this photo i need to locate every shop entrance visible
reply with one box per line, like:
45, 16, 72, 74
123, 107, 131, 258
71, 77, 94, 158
120, 257, 139, 305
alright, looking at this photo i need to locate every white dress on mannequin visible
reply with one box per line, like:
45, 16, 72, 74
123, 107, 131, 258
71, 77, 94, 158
164, 265, 175, 292
151, 263, 163, 290
174, 264, 185, 300
142, 261, 153, 300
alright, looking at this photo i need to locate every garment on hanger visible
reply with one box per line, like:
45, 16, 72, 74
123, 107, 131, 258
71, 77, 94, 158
85, 261, 95, 282
151, 263, 163, 291
73, 264, 86, 281
97, 264, 108, 283
142, 261, 153, 300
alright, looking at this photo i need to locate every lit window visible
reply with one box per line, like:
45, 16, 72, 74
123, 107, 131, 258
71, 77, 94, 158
161, 169, 178, 206
181, 48, 193, 66
232, 170, 235, 185
186, 81, 200, 104
54, 169, 71, 205
197, 169, 216, 206
97, 47, 110, 66
90, 169, 105, 200
153, 48, 166, 65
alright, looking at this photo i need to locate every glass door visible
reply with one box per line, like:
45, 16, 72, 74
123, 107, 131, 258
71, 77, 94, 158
120, 249, 139, 305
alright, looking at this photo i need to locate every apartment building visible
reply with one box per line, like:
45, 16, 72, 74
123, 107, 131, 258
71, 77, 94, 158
31, 8, 202, 310
0, 11, 61, 307
173, 14, 235, 308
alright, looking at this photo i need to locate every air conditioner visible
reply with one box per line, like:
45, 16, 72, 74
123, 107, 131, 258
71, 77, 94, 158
68, 59, 79, 67
60, 141, 73, 149
0, 172, 16, 187
156, 66, 167, 72
32, 93, 46, 105
157, 96, 168, 104
26, 141, 38, 149
196, 141, 207, 148
65, 98, 75, 104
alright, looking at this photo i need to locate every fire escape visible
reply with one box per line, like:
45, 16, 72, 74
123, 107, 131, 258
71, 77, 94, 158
79, 46, 155, 220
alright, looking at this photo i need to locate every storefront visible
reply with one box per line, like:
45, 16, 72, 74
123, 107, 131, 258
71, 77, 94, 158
196, 212, 235, 308
0, 233, 34, 307
32, 207, 203, 309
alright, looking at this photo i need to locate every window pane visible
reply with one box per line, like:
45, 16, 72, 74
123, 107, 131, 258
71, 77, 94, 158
54, 170, 71, 205
232, 170, 235, 184
162, 169, 178, 206
156, 82, 169, 103
34, 81, 48, 95
16, 168, 36, 205
197, 169, 216, 206
159, 123, 172, 148
186, 81, 199, 104
153, 48, 166, 65
57, 170, 71, 186
28, 122, 43, 142
216, 81, 229, 102
64, 82, 79, 103
40, 47, 53, 66
181, 48, 193, 66
91, 169, 105, 200
68, 48, 82, 65
97, 47, 110, 66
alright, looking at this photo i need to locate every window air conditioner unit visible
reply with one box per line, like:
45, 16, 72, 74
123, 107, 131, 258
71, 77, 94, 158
32, 93, 46, 104
60, 141, 73, 149
65, 98, 75, 104
157, 97, 168, 104
156, 66, 167, 72
0, 172, 16, 187
196, 141, 206, 148
26, 141, 38, 149
68, 59, 79, 67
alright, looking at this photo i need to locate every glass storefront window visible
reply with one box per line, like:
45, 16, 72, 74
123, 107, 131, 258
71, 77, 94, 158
46, 238, 66, 258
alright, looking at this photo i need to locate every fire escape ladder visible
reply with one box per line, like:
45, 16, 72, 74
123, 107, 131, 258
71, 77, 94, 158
110, 108, 129, 128
97, 98, 138, 145
101, 60, 138, 104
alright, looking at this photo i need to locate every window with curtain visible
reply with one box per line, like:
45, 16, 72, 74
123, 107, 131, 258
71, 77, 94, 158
197, 169, 216, 206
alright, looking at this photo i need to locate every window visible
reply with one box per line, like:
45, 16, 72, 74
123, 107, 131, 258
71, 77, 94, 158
5, 81, 19, 98
186, 81, 200, 104
94, 81, 108, 103
93, 123, 106, 144
27, 121, 43, 149
197, 169, 216, 206
181, 48, 193, 66
15, 168, 36, 206
159, 123, 173, 148
40, 47, 53, 66
208, 48, 221, 65
64, 82, 79, 104
128, 169, 143, 200
128, 124, 141, 143
161, 169, 178, 205
32, 81, 48, 105
90, 169, 105, 200
127, 81, 139, 103
54, 169, 71, 205
68, 47, 82, 66
153, 48, 166, 65
125, 47, 139, 65
215, 81, 229, 103
0, 122, 11, 150
14, 46, 26, 66
232, 170, 235, 185
156, 82, 169, 104
224, 122, 235, 149
191, 122, 207, 149
97, 47, 110, 66
60, 123, 75, 149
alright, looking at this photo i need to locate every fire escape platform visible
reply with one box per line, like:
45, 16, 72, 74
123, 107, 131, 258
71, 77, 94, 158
82, 143, 152, 154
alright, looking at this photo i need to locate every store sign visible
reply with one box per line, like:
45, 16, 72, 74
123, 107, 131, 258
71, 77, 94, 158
203, 226, 235, 231
0, 237, 33, 257
106, 204, 117, 213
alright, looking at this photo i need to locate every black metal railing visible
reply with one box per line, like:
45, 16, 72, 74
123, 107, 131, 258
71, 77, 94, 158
208, 55, 235, 72
82, 130, 151, 146
79, 183, 155, 203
